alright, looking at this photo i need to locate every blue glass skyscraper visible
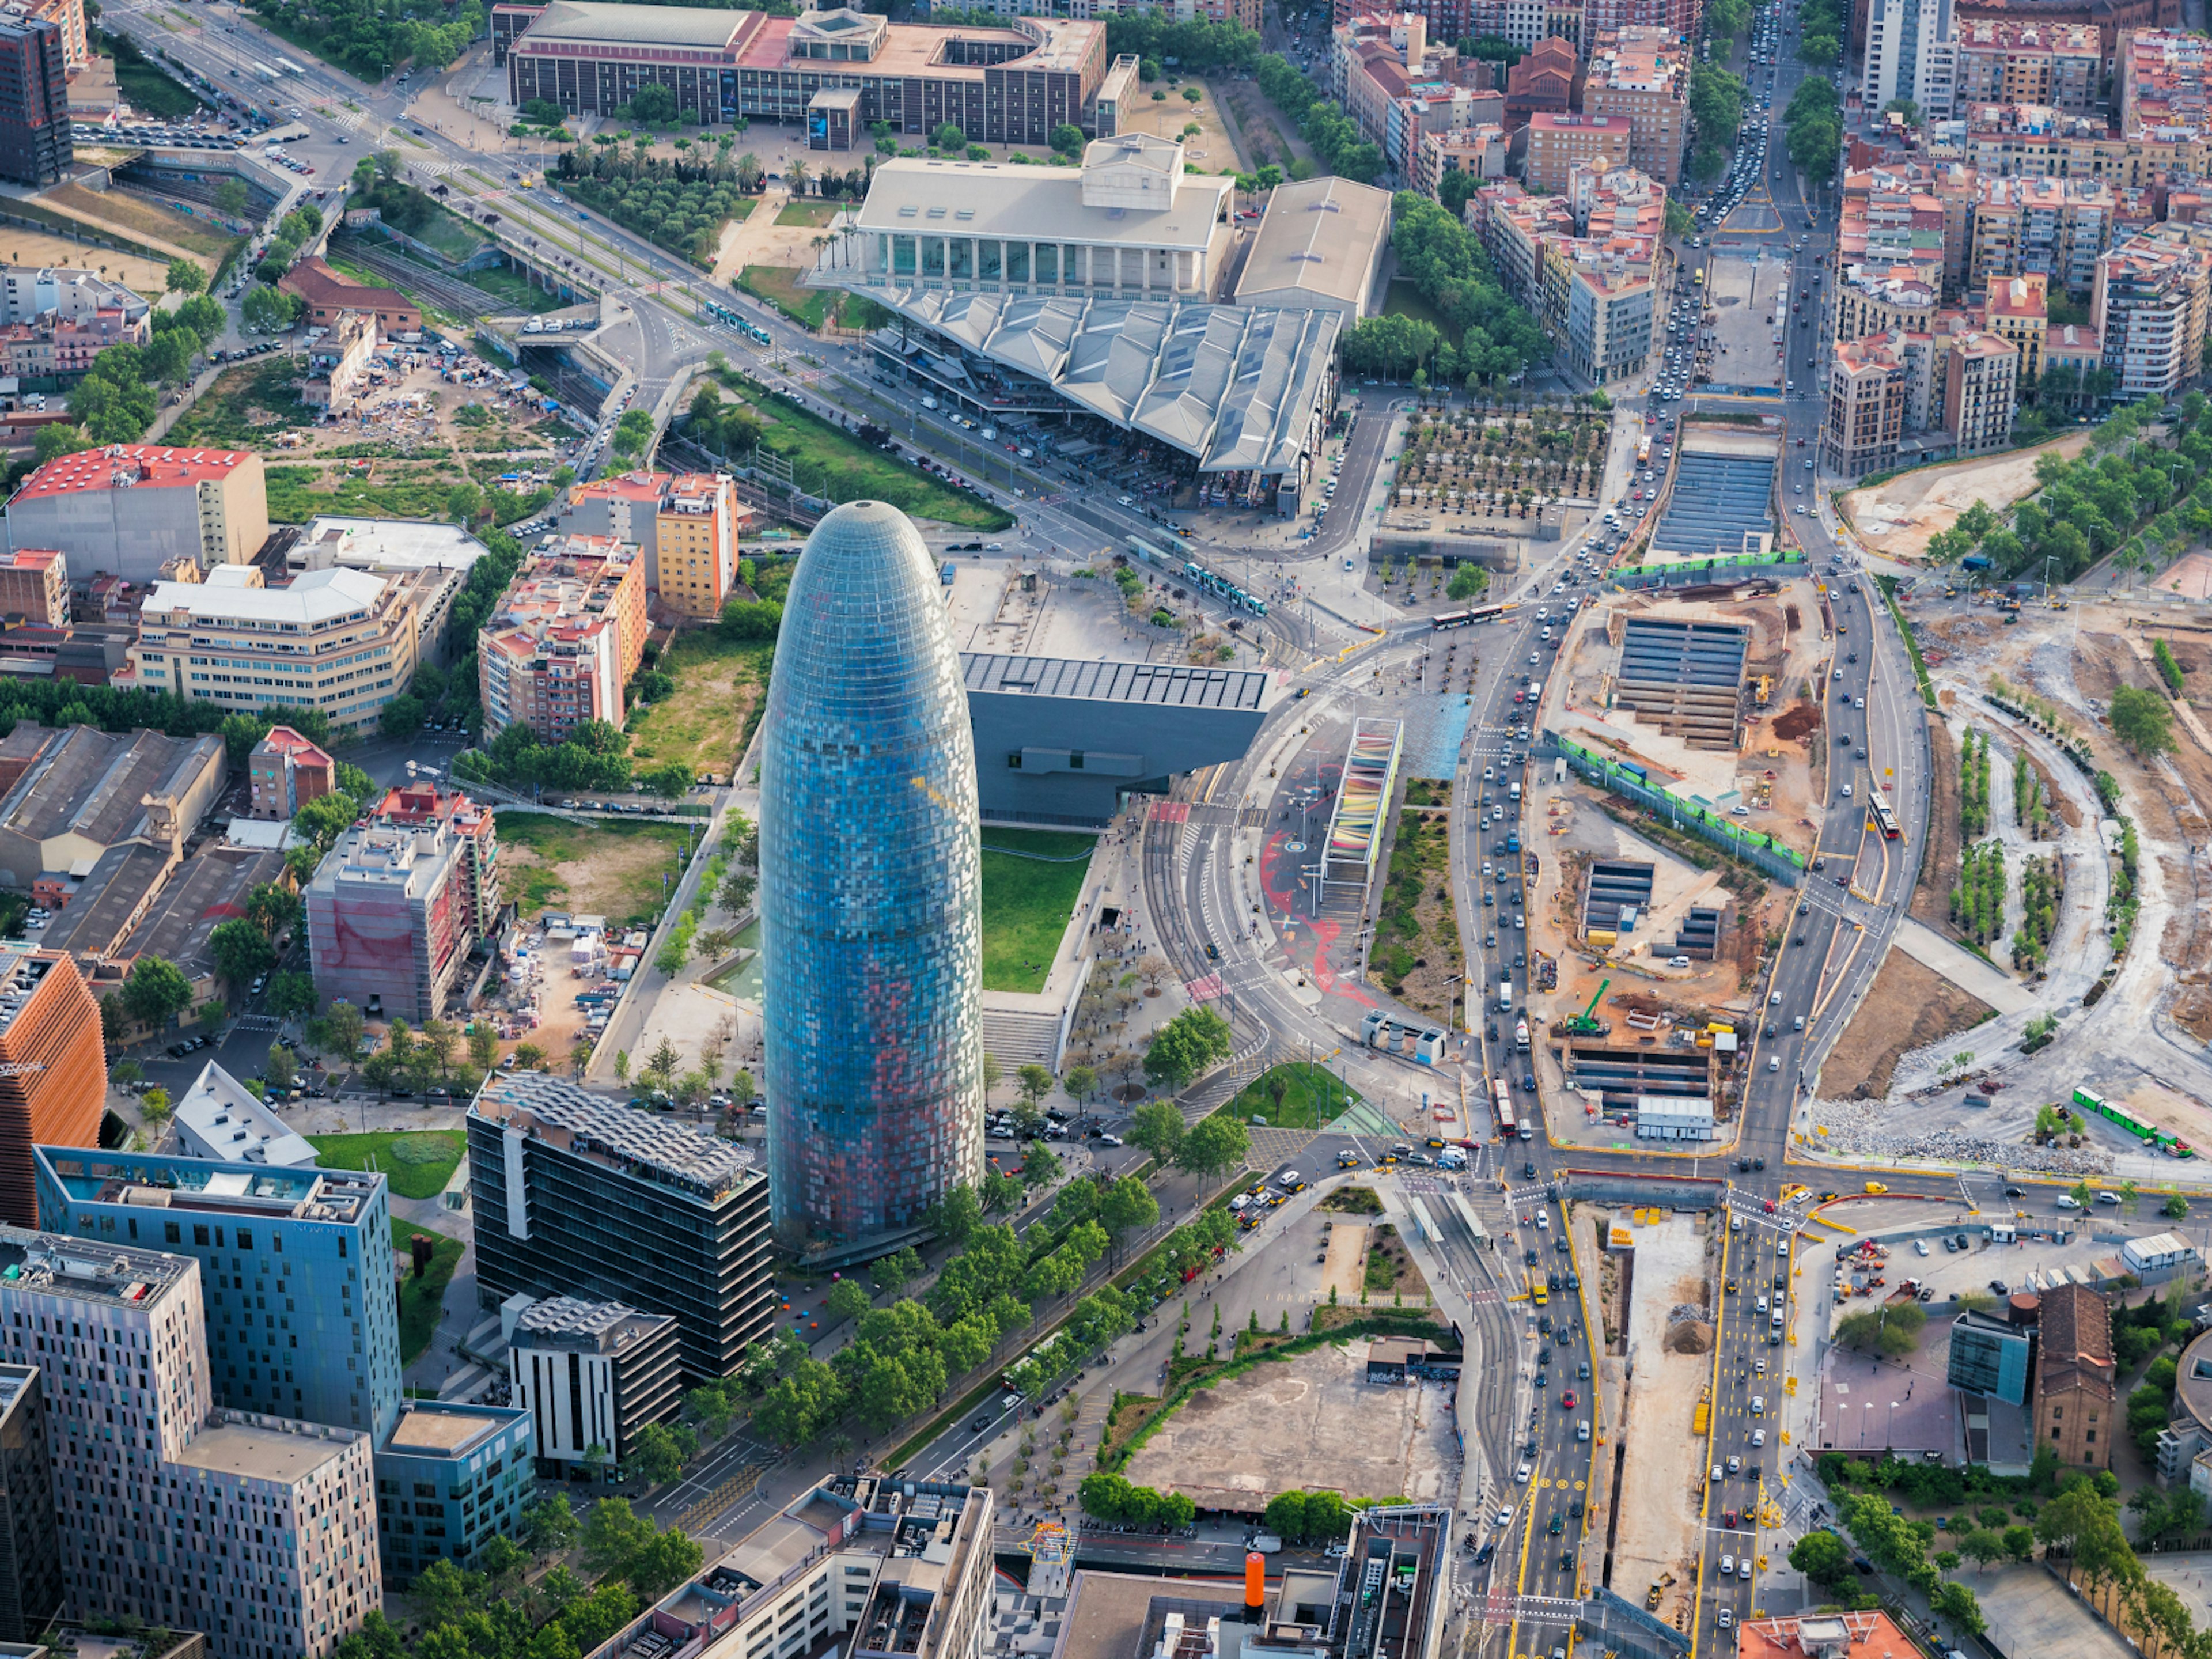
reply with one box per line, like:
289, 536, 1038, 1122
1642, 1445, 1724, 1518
760, 500, 983, 1243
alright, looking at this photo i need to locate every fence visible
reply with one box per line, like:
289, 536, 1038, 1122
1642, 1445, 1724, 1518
1547, 733, 1807, 881
1610, 552, 1809, 590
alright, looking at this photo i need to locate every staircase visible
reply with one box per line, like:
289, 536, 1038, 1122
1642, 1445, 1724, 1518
980, 1006, 1060, 1070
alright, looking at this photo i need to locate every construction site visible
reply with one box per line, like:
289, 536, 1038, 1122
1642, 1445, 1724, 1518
1797, 575, 2212, 1183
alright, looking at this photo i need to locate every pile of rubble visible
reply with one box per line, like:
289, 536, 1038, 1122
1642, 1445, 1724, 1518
1805, 1095, 2115, 1174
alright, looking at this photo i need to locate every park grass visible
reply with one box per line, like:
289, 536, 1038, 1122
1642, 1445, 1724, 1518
1382, 279, 1450, 335
715, 370, 1014, 530
390, 1217, 465, 1366
627, 629, 777, 783
774, 199, 846, 228
979, 830, 1096, 993
308, 1130, 465, 1200
738, 263, 830, 329
1225, 1060, 1361, 1131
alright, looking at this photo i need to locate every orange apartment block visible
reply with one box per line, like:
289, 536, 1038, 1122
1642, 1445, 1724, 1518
0, 947, 104, 1226
656, 474, 750, 619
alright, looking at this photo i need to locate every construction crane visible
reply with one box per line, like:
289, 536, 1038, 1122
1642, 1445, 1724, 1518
1562, 979, 1612, 1037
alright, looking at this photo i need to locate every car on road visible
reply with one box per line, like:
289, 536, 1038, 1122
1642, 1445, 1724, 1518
2056, 1194, 2082, 1209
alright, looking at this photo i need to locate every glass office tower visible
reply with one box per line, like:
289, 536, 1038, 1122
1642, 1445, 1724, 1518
760, 500, 983, 1242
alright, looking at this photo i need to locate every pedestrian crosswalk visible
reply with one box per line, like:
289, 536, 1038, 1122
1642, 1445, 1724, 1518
232, 1014, 283, 1035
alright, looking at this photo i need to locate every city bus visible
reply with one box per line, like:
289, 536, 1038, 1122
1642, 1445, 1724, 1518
1868, 780, 1902, 840
2074, 1087, 2193, 1157
1433, 601, 1512, 631
1493, 1075, 1515, 1139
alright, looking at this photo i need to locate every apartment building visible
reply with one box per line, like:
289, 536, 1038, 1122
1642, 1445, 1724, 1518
0, 267, 147, 332
1968, 173, 2115, 295
0, 548, 63, 627
0, 305, 149, 382
508, 1296, 683, 1469
33, 1141, 403, 1440
123, 565, 426, 735
1823, 335, 1909, 476
1944, 329, 2021, 452
2121, 28, 2212, 142
1953, 18, 2098, 109
0, 1365, 56, 1643
1472, 170, 1657, 384
1829, 263, 1941, 345
1983, 271, 2051, 377
1863, 0, 1957, 115
2036, 1281, 2115, 1468
2094, 222, 2212, 401
373, 1400, 532, 1581
0, 11, 68, 187
1471, 178, 1577, 303
0, 1225, 381, 1659
1961, 99, 2211, 188
657, 473, 745, 620
560, 470, 670, 592
1581, 29, 1686, 186
570, 1476, 995, 1659
247, 724, 335, 821
4, 446, 268, 586
305, 786, 500, 1025
1580, 0, 1701, 44
467, 1071, 777, 1382
1414, 123, 1507, 196
1834, 162, 1951, 298
2043, 319, 2105, 396
1524, 111, 1631, 190
477, 535, 648, 741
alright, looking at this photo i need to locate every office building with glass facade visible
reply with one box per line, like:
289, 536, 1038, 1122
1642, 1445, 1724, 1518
467, 1071, 775, 1380
32, 1143, 403, 1440
373, 1400, 532, 1584
759, 501, 984, 1244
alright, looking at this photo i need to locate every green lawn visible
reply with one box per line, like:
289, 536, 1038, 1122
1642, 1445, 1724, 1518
980, 830, 1096, 993
716, 370, 1015, 530
264, 465, 477, 525
738, 263, 831, 329
1382, 279, 1450, 334
775, 199, 847, 228
309, 1130, 465, 1200
390, 1217, 465, 1366
1225, 1062, 1362, 1131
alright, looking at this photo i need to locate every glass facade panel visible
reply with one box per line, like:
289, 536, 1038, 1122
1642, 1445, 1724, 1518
1007, 242, 1029, 282
759, 502, 984, 1241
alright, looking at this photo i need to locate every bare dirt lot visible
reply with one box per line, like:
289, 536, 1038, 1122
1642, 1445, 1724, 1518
1840, 434, 2094, 560
1611, 1210, 1715, 1625
1120, 1340, 1459, 1508
1819, 949, 1993, 1099
494, 812, 695, 930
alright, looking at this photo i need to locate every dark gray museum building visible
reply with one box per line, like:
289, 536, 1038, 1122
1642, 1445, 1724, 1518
961, 654, 1271, 827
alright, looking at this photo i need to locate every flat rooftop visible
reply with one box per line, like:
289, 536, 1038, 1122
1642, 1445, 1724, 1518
0, 1224, 195, 1309
472, 1072, 760, 1203
294, 516, 493, 573
962, 653, 1269, 709
36, 1145, 377, 1221
513, 0, 752, 48
1233, 175, 1392, 308
166, 1411, 359, 1483
382, 1400, 518, 1458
